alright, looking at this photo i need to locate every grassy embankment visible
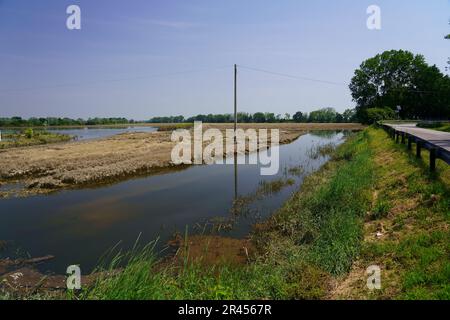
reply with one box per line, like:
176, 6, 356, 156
416, 122, 450, 133
432, 124, 450, 132
0, 129, 71, 149
75, 127, 448, 300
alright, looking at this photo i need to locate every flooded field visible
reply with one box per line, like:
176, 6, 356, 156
1, 126, 157, 141
47, 126, 157, 141
0, 131, 349, 274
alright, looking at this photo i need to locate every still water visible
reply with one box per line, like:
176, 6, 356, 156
48, 126, 157, 140
0, 126, 157, 141
0, 131, 348, 274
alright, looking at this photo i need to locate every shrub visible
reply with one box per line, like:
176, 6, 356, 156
24, 128, 34, 139
363, 107, 396, 124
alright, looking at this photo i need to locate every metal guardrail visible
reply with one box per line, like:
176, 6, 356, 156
380, 123, 450, 171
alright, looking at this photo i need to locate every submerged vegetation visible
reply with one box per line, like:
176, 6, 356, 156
306, 142, 337, 160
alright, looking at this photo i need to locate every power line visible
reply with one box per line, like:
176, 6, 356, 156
240, 64, 445, 95
0, 65, 231, 94
237, 65, 348, 86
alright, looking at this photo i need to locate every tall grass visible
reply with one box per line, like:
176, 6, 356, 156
259, 131, 374, 275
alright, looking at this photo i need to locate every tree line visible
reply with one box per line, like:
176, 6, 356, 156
1, 108, 358, 128
0, 117, 135, 127
148, 108, 357, 124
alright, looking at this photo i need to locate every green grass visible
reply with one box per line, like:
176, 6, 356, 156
351, 127, 449, 300
0, 129, 72, 149
416, 121, 450, 132
433, 124, 450, 132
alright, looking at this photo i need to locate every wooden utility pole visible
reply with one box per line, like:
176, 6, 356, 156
234, 64, 237, 134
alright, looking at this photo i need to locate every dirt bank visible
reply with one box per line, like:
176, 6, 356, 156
0, 123, 364, 198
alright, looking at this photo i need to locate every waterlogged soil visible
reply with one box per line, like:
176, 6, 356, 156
0, 123, 362, 198
169, 235, 254, 267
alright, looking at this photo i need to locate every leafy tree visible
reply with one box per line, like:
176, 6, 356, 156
237, 112, 252, 123
342, 109, 357, 122
292, 111, 305, 122
264, 113, 276, 123
350, 50, 450, 121
335, 113, 344, 123
363, 107, 396, 124
284, 113, 291, 121
446, 22, 450, 72
252, 112, 266, 123
308, 108, 338, 123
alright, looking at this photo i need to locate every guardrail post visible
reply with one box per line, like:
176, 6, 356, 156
430, 148, 437, 172
395, 131, 399, 143
416, 141, 421, 158
401, 132, 405, 144
407, 135, 412, 150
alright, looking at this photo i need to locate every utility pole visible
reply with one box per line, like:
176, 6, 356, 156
233, 64, 238, 198
234, 64, 237, 135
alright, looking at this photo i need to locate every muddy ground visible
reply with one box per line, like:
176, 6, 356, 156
0, 123, 364, 198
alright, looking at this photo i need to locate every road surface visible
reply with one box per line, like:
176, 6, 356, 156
385, 123, 450, 152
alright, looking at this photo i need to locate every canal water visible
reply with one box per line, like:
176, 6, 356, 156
0, 126, 157, 142
47, 126, 157, 140
0, 131, 348, 274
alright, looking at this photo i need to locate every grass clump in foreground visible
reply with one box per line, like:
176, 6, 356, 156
77, 127, 449, 300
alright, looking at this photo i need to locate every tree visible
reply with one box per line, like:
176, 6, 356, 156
264, 113, 276, 123
335, 113, 344, 123
342, 109, 356, 122
308, 108, 337, 123
292, 111, 305, 123
446, 22, 450, 72
252, 112, 266, 123
363, 107, 396, 124
350, 50, 450, 121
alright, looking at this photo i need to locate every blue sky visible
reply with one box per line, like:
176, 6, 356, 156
0, 0, 449, 119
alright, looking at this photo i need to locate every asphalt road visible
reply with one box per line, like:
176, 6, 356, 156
385, 123, 450, 152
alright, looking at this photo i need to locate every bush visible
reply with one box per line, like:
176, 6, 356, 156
363, 107, 396, 124
24, 128, 34, 139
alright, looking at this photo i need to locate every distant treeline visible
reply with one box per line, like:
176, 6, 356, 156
1, 108, 357, 128
148, 108, 357, 124
0, 117, 136, 127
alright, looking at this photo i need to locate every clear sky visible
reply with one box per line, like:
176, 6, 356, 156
1, 0, 449, 119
